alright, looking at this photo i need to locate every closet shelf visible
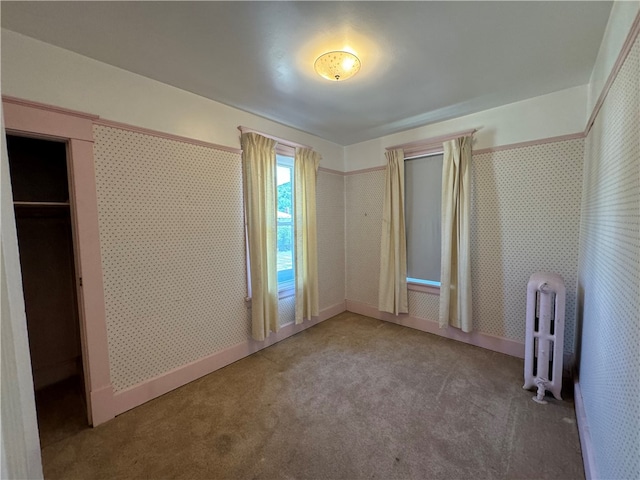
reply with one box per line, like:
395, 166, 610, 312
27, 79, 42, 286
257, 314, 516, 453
14, 201, 70, 207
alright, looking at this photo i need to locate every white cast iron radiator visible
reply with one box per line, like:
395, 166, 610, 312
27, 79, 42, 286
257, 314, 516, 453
523, 272, 565, 403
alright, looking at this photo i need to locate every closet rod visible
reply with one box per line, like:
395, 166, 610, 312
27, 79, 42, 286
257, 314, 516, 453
13, 201, 70, 207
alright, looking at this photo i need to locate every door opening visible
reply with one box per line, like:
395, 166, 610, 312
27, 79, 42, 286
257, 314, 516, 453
7, 134, 89, 444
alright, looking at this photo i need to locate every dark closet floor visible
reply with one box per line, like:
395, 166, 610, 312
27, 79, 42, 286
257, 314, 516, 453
35, 376, 89, 448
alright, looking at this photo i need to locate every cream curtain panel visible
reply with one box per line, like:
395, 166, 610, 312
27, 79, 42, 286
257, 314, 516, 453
439, 136, 472, 332
241, 132, 279, 341
294, 148, 321, 324
379, 149, 409, 315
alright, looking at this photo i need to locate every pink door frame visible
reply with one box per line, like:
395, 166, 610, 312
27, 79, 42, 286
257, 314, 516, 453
3, 96, 114, 426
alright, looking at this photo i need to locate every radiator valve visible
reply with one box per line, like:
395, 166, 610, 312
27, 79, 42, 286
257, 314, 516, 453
533, 377, 549, 404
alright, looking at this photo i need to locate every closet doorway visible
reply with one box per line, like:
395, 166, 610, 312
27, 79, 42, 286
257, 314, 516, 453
7, 134, 88, 443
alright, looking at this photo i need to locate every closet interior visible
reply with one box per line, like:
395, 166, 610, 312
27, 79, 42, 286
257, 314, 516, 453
7, 135, 88, 444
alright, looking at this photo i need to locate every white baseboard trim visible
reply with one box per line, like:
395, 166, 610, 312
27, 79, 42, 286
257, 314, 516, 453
574, 379, 596, 480
112, 301, 346, 417
345, 299, 525, 358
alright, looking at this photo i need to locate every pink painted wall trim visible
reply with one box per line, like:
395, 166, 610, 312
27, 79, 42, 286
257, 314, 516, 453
403, 144, 444, 159
574, 380, 597, 480
3, 99, 114, 427
346, 299, 525, 358
407, 282, 440, 295
2, 95, 99, 121
344, 165, 386, 176
386, 128, 477, 152
95, 118, 242, 154
473, 132, 585, 155
67, 138, 113, 426
90, 385, 115, 426
318, 167, 344, 176
238, 126, 311, 150
344, 132, 585, 174
585, 10, 640, 137
112, 301, 346, 416
3, 98, 95, 142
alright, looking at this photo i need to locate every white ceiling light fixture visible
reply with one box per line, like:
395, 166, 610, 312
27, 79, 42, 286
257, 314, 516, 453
314, 51, 361, 82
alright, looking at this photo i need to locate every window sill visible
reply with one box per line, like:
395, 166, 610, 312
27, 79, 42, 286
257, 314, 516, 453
407, 279, 440, 295
245, 286, 295, 303
278, 286, 295, 299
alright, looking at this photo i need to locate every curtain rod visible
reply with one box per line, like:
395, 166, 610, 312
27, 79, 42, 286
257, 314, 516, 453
238, 126, 311, 150
385, 128, 477, 152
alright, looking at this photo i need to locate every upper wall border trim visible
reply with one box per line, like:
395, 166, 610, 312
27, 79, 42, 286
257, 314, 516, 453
474, 132, 585, 155
2, 95, 99, 121
585, 10, 640, 137
238, 126, 311, 150
2, 96, 243, 154
318, 167, 344, 176
345, 166, 386, 176
95, 119, 242, 154
343, 131, 585, 175
386, 128, 477, 152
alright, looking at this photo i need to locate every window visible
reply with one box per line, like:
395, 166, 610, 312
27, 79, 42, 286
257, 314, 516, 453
276, 154, 294, 290
405, 152, 443, 286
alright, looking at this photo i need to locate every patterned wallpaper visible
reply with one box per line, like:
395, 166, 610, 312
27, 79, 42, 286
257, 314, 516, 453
408, 290, 439, 320
278, 296, 295, 327
472, 139, 584, 353
345, 139, 584, 354
94, 126, 250, 391
577, 34, 639, 480
94, 126, 344, 391
317, 171, 346, 310
345, 171, 385, 305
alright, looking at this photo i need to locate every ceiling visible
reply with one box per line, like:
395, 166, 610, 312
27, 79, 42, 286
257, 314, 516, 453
1, 1, 612, 146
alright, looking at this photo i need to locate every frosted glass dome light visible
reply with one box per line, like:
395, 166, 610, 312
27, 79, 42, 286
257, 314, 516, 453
314, 51, 361, 81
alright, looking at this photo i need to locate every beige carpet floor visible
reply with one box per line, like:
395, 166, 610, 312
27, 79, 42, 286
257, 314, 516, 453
38, 312, 584, 479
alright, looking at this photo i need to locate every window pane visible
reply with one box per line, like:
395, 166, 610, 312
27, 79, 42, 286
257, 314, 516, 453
277, 163, 292, 219
277, 223, 294, 283
276, 157, 294, 286
405, 154, 443, 282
